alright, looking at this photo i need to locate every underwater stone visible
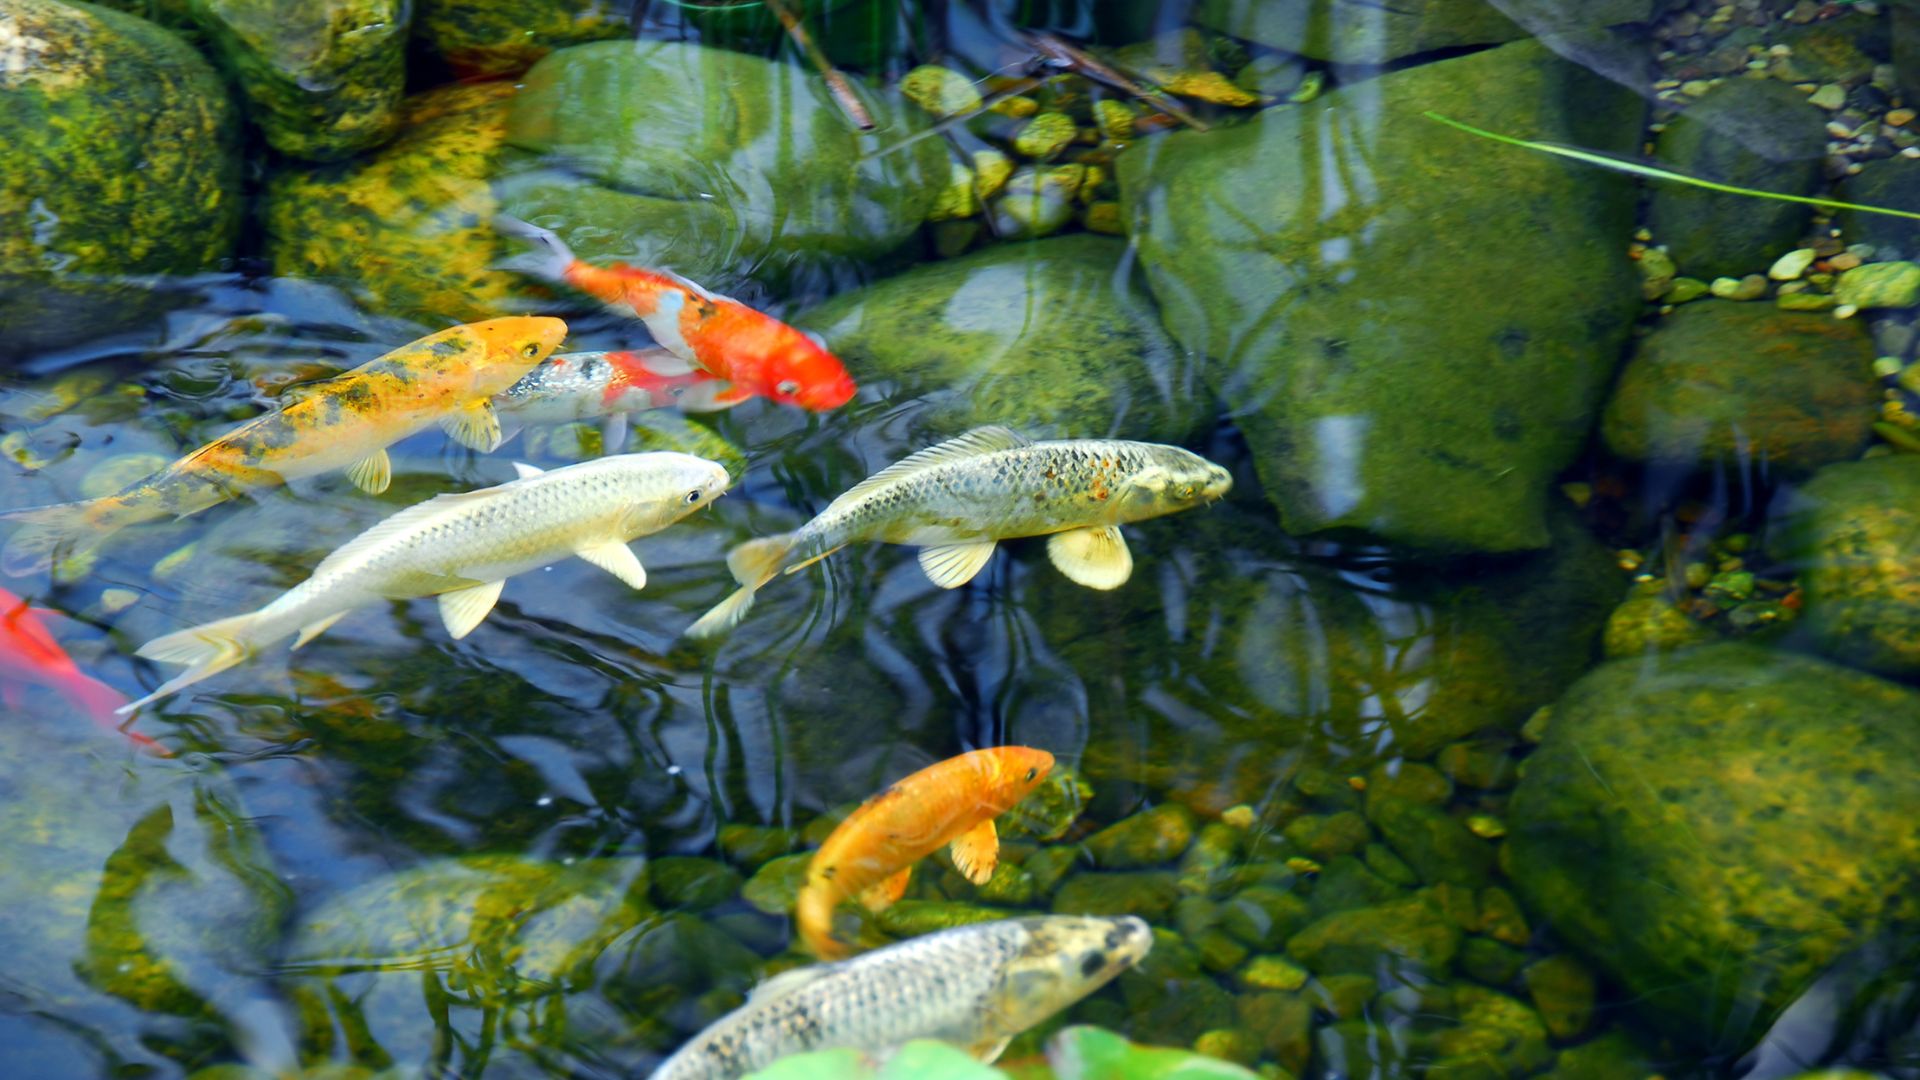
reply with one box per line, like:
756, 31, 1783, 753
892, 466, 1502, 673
1600, 583, 1715, 658
875, 900, 1009, 935
1538, 1029, 1662, 1080
1086, 803, 1197, 869
1314, 973, 1377, 1020
1522, 954, 1597, 1040
1190, 0, 1651, 63
1772, 455, 1920, 676
1836, 261, 1920, 309
899, 64, 982, 118
989, 166, 1084, 238
716, 823, 798, 870
1365, 762, 1452, 808
1194, 927, 1250, 973
1178, 821, 1244, 894
1220, 885, 1314, 950
1837, 158, 1920, 257
1238, 992, 1313, 1073
414, 0, 631, 78
1119, 38, 1643, 554
1118, 929, 1239, 1042
1476, 886, 1530, 946
1237, 954, 1310, 991
1192, 1027, 1263, 1068
1280, 810, 1371, 861
1366, 796, 1493, 889
1458, 935, 1529, 986
648, 856, 743, 911
1012, 112, 1078, 160
187, 0, 406, 161
1286, 891, 1461, 976
1434, 740, 1515, 791
1052, 871, 1181, 922
796, 235, 1210, 446
1415, 985, 1554, 1077
0, 0, 242, 358
1601, 300, 1878, 470
1508, 643, 1920, 1054
1021, 845, 1082, 899
1361, 844, 1419, 890
1648, 78, 1828, 281
741, 852, 812, 915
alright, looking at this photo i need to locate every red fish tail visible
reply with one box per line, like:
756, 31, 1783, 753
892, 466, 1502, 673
60, 671, 166, 754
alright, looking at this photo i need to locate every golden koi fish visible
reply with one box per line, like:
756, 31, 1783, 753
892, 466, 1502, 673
0, 317, 569, 576
685, 426, 1232, 638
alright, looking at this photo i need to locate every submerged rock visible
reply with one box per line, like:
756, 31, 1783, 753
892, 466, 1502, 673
1286, 891, 1460, 977
413, 0, 631, 78
1600, 300, 1878, 470
1119, 39, 1643, 554
187, 0, 406, 161
1647, 79, 1828, 281
795, 235, 1211, 447
0, 0, 241, 358
1190, 0, 1652, 64
1508, 644, 1920, 1055
1837, 158, 1920, 258
1085, 803, 1196, 869
1772, 455, 1920, 677
501, 40, 950, 290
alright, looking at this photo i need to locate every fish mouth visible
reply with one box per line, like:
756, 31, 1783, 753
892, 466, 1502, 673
1200, 467, 1233, 501
799, 377, 858, 411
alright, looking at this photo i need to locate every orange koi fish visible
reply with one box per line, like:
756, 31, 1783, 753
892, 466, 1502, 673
0, 317, 568, 576
0, 589, 158, 752
495, 216, 858, 411
797, 746, 1055, 960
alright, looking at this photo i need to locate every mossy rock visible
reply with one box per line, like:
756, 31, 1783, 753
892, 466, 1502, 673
1508, 644, 1920, 1054
1771, 455, 1920, 677
1601, 300, 1877, 470
90, 0, 198, 38
1285, 890, 1460, 977
794, 235, 1212, 447
187, 0, 406, 161
413, 0, 632, 78
1646, 79, 1828, 280
500, 40, 950, 290
263, 81, 538, 324
1118, 39, 1644, 554
1838, 157, 1920, 259
1191, 0, 1652, 63
0, 0, 241, 358
281, 853, 655, 1071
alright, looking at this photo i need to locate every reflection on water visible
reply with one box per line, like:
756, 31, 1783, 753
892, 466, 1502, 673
6, 0, 1920, 1077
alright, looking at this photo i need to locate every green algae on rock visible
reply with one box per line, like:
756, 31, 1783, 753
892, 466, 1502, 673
1508, 644, 1920, 1054
1647, 79, 1829, 281
0, 0, 241, 358
502, 40, 950, 289
413, 0, 631, 78
1771, 455, 1920, 678
1286, 890, 1461, 977
263, 81, 539, 324
1118, 39, 1643, 554
187, 0, 406, 161
1191, 0, 1652, 64
795, 235, 1211, 447
1600, 300, 1878, 470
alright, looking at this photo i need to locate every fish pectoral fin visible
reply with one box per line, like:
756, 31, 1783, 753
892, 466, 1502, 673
291, 611, 348, 650
1046, 526, 1133, 590
576, 541, 647, 590
917, 540, 997, 589
437, 580, 506, 640
857, 866, 913, 912
511, 461, 545, 480
442, 402, 504, 453
966, 1036, 1013, 1064
344, 449, 392, 495
710, 384, 753, 405
599, 413, 629, 453
948, 818, 1000, 885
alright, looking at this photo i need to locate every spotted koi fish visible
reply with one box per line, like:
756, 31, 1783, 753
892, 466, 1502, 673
495, 347, 739, 452
797, 746, 1056, 960
0, 317, 568, 576
495, 216, 857, 411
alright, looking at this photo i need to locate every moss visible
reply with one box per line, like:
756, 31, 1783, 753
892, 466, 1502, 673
1772, 456, 1920, 677
413, 0, 631, 78
0, 0, 241, 357
1085, 804, 1197, 869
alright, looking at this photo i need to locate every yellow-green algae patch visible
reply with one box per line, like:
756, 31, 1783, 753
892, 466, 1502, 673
413, 0, 631, 78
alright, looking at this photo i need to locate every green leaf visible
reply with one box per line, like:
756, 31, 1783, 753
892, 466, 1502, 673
745, 1040, 1007, 1080
1045, 1026, 1261, 1080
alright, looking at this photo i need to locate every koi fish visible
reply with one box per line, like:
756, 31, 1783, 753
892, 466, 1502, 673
494, 347, 740, 452
0, 317, 570, 577
0, 589, 159, 751
118, 451, 730, 714
494, 216, 857, 411
685, 427, 1233, 639
798, 746, 1056, 960
649, 915, 1150, 1079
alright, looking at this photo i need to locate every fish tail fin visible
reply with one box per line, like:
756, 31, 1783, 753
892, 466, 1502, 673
492, 214, 577, 282
0, 498, 119, 577
682, 533, 795, 641
795, 886, 849, 961
119, 612, 264, 715
61, 673, 168, 754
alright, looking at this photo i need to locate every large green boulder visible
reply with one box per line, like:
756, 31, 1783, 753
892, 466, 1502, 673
0, 0, 241, 359
263, 81, 538, 324
187, 0, 406, 161
793, 236, 1212, 446
1118, 39, 1644, 555
1837, 157, 1920, 259
1600, 300, 1878, 470
1771, 456, 1920, 678
1646, 79, 1829, 280
413, 0, 632, 78
500, 39, 950, 290
1192, 0, 1653, 64
1508, 644, 1920, 1055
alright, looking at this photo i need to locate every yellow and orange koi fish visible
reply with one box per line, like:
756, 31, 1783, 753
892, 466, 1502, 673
797, 746, 1056, 960
0, 316, 568, 576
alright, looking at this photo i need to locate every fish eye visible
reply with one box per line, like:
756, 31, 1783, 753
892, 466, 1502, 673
685, 489, 702, 504
1078, 951, 1105, 978
522, 343, 540, 358
1179, 485, 1196, 499
1024, 767, 1037, 781
776, 379, 801, 397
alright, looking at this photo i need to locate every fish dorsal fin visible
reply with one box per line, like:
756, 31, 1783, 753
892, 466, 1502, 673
310, 486, 511, 578
511, 461, 545, 480
834, 427, 1031, 506
653, 266, 722, 303
749, 965, 830, 1004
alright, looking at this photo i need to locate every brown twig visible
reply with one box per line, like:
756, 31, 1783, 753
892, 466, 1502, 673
1024, 31, 1208, 132
763, 0, 876, 131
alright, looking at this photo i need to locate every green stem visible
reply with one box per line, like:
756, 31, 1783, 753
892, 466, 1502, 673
1423, 110, 1920, 223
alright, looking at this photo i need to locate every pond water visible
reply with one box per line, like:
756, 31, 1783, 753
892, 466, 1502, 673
5, 0, 1920, 1078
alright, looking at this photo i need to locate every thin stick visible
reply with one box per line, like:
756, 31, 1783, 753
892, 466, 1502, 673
1425, 110, 1920, 222
764, 0, 875, 131
1027, 32, 1208, 132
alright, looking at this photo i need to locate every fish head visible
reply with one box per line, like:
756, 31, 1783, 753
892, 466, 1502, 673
616, 452, 733, 533
988, 916, 1152, 1027
1115, 447, 1234, 521
466, 316, 571, 393
761, 330, 857, 411
980, 745, 1056, 811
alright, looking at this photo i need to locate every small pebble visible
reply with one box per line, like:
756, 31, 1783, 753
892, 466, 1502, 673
1680, 79, 1714, 97
1710, 274, 1768, 301
1666, 277, 1711, 303
1888, 108, 1916, 128
1829, 252, 1864, 271
1809, 84, 1847, 111
1768, 248, 1816, 281
99, 588, 139, 614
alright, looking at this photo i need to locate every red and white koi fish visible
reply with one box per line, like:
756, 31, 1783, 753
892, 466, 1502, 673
494, 348, 740, 451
